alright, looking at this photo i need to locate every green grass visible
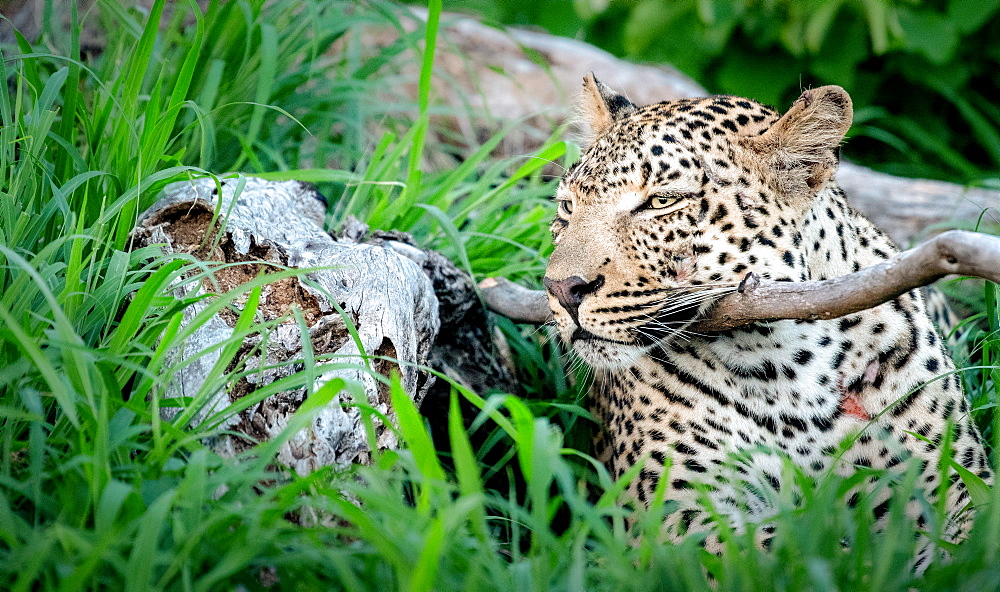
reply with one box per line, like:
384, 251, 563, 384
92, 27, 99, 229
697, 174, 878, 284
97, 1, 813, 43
0, 1, 998, 590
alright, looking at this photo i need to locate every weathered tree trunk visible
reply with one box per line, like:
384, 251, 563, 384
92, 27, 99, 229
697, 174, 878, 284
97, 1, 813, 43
131, 177, 511, 473
836, 162, 1000, 247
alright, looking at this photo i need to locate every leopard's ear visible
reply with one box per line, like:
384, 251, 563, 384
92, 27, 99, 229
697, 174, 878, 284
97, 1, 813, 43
744, 85, 853, 205
577, 73, 636, 143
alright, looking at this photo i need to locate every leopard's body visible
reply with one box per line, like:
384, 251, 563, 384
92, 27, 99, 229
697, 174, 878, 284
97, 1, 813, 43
544, 76, 991, 563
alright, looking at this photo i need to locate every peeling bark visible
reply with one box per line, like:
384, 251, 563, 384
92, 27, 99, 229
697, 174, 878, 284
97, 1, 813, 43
132, 177, 509, 474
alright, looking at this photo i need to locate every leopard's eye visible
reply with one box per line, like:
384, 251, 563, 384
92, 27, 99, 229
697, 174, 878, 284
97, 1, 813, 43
559, 199, 574, 215
649, 194, 681, 210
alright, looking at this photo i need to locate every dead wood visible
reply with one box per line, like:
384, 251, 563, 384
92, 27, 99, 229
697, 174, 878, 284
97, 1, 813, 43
132, 177, 510, 474
836, 162, 1000, 247
480, 230, 1000, 331
478, 277, 552, 325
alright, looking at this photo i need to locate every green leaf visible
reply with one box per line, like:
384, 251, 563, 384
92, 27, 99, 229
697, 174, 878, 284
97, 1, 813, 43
861, 0, 889, 55
37, 66, 70, 115
409, 516, 445, 592
125, 488, 174, 592
400, 0, 443, 212
897, 10, 958, 65
449, 392, 485, 503
931, 87, 1000, 167
105, 259, 186, 355
950, 459, 991, 508
250, 169, 359, 183
242, 23, 277, 168
715, 51, 800, 107
390, 374, 445, 483
804, 0, 843, 53
418, 203, 474, 281
810, 11, 869, 88
948, 0, 1000, 34
12, 30, 42, 92
623, 0, 731, 73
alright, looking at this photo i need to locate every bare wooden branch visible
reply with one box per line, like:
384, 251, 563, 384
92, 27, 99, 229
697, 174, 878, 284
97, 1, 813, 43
694, 230, 1000, 331
478, 277, 552, 324
480, 230, 1000, 330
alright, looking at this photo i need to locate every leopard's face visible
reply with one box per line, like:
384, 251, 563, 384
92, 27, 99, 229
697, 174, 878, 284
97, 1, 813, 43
546, 79, 851, 369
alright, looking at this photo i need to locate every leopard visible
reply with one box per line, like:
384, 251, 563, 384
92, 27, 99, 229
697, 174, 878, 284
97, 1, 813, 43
543, 74, 992, 567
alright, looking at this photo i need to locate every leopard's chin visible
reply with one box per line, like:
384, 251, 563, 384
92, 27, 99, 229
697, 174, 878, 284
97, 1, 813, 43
570, 329, 649, 369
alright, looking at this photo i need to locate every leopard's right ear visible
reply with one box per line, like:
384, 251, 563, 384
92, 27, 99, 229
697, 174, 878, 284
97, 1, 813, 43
577, 73, 636, 143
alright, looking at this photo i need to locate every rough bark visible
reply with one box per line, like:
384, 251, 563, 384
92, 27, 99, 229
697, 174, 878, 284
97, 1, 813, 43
337, 220, 516, 428
131, 177, 511, 474
479, 230, 1000, 330
836, 162, 1000, 247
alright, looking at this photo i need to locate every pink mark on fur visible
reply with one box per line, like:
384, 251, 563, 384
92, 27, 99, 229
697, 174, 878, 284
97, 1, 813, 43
862, 358, 880, 385
838, 359, 879, 421
673, 256, 696, 282
840, 392, 870, 421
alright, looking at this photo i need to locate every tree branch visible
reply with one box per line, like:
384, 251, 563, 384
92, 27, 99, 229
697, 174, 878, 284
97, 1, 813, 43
479, 230, 1000, 331
478, 276, 552, 324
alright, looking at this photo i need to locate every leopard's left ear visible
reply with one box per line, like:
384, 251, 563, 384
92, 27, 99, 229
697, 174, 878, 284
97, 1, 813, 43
744, 85, 853, 205
577, 73, 636, 143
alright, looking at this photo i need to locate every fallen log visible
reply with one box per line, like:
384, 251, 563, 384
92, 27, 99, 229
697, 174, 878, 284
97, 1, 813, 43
836, 162, 1000, 247
131, 176, 511, 473
479, 230, 1000, 331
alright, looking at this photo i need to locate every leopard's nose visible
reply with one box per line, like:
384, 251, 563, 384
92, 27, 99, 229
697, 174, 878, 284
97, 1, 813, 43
543, 274, 604, 325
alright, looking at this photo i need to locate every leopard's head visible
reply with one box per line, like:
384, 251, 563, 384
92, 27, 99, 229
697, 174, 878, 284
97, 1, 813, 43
544, 74, 853, 368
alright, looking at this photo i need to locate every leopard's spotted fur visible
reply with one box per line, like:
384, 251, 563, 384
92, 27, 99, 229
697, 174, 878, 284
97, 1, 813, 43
544, 75, 991, 565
